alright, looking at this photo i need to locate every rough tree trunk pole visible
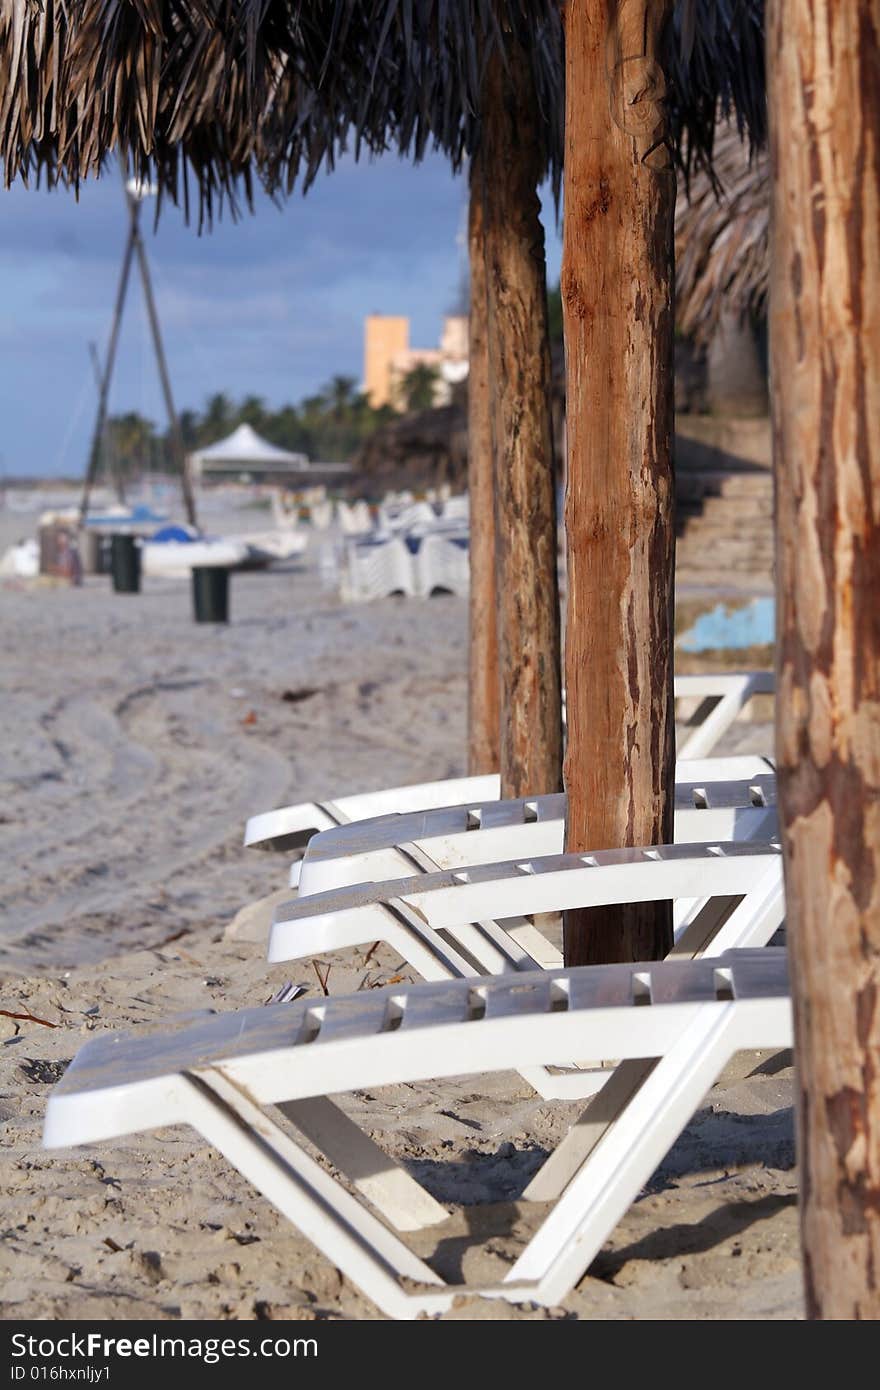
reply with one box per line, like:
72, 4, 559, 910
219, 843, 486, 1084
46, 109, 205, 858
768, 0, 880, 1318
480, 30, 563, 798
79, 206, 139, 524
467, 154, 501, 775
562, 0, 676, 965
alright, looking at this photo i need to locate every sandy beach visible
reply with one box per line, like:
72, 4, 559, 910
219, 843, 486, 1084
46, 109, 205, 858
0, 509, 800, 1321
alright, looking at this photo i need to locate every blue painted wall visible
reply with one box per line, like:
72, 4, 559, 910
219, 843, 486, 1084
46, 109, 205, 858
678, 597, 775, 652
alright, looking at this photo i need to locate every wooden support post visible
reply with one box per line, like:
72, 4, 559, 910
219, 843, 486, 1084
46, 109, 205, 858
79, 212, 138, 524
480, 27, 563, 798
769, 0, 880, 1318
561, 0, 676, 965
467, 155, 500, 775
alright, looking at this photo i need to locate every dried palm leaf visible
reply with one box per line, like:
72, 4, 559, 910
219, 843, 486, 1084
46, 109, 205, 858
1, 1, 767, 224
676, 120, 769, 343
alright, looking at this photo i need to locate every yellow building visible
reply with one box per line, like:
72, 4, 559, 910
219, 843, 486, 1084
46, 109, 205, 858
363, 315, 410, 408
364, 314, 469, 411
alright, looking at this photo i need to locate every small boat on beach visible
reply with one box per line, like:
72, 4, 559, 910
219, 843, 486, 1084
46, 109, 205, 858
141, 524, 307, 578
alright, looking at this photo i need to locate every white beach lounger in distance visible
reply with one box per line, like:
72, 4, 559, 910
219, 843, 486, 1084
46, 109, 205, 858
244, 671, 774, 861
674, 670, 774, 759
271, 840, 784, 1099
245, 754, 774, 869
296, 774, 778, 895
45, 949, 792, 1320
558, 671, 773, 758
244, 774, 500, 858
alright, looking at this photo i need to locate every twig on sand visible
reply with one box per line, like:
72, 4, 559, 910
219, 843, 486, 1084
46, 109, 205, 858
149, 927, 191, 950
0, 1007, 58, 1029
357, 971, 405, 991
312, 960, 332, 996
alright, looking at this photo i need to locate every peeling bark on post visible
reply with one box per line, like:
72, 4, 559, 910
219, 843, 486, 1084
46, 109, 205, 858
561, 0, 676, 966
480, 30, 563, 799
467, 157, 501, 776
768, 0, 880, 1318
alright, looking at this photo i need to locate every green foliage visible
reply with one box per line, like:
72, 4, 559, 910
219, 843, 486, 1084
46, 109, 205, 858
398, 362, 440, 412
102, 412, 160, 479
104, 374, 396, 477
546, 282, 563, 344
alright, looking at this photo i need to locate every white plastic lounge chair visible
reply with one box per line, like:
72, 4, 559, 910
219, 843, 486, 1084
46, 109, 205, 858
271, 840, 785, 1099
244, 672, 774, 858
336, 499, 374, 536
674, 671, 774, 759
244, 752, 774, 863
245, 773, 502, 859
44, 949, 791, 1320
341, 535, 417, 601
413, 532, 469, 597
296, 774, 778, 895
440, 493, 469, 522
377, 499, 438, 534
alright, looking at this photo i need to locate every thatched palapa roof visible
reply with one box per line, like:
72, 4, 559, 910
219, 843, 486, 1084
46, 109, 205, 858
675, 122, 769, 344
2, 2, 766, 223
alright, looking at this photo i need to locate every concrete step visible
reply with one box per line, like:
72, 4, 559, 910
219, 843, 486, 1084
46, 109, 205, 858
678, 504, 772, 527
674, 461, 774, 590
679, 522, 774, 544
677, 541, 775, 561
676, 545, 775, 566
680, 471, 773, 488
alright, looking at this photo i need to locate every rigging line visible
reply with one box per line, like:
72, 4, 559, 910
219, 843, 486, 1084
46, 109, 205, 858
138, 223, 217, 388
52, 361, 95, 478
79, 189, 140, 524
126, 182, 197, 527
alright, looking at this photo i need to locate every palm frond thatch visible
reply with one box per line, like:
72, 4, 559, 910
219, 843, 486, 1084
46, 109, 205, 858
668, 0, 766, 182
2, 2, 767, 222
675, 122, 769, 344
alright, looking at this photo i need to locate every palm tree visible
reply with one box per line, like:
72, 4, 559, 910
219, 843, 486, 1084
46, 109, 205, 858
107, 412, 156, 480
398, 363, 439, 412
239, 394, 267, 431
178, 409, 200, 451
200, 392, 234, 444
326, 375, 357, 421
265, 405, 308, 456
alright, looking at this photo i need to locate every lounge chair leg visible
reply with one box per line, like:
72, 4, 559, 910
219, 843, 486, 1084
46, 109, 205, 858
677, 865, 783, 958
494, 915, 564, 969
506, 1006, 753, 1306
522, 1058, 658, 1202
677, 689, 740, 759
277, 1096, 449, 1231
182, 1072, 454, 1319
670, 895, 740, 957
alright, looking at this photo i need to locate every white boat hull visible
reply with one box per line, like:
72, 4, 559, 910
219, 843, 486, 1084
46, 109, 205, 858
142, 539, 253, 578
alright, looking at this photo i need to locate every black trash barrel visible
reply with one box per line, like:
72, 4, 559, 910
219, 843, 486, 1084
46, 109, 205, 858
110, 534, 141, 593
192, 565, 230, 623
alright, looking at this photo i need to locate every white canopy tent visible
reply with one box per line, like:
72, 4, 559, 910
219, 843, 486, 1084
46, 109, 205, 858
189, 424, 310, 481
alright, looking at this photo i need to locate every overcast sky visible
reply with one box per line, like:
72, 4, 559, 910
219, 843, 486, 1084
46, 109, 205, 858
1, 152, 562, 478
